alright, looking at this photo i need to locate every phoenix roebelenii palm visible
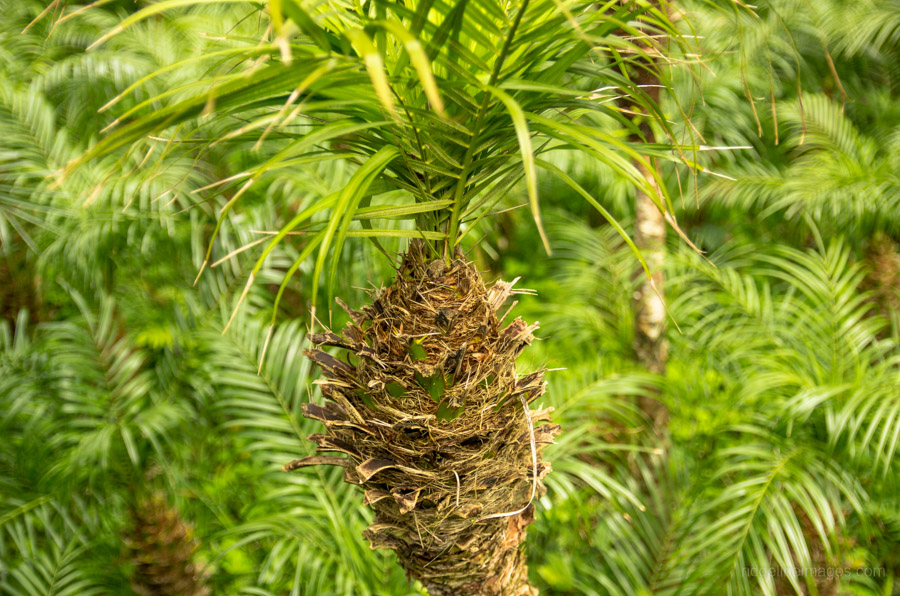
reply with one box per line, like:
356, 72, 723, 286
287, 240, 557, 594
69, 0, 688, 591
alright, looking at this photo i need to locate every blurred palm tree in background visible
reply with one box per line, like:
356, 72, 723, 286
1, 0, 899, 595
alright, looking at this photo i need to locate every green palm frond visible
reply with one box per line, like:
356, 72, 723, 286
0, 83, 73, 252
677, 0, 900, 241
1, 324, 129, 592
0, 473, 126, 595
703, 94, 900, 234
1, 539, 106, 596
525, 359, 678, 595
522, 220, 899, 594
0, 543, 105, 596
545, 372, 661, 500
816, 0, 900, 59
654, 440, 862, 596
781, 95, 900, 230
39, 291, 184, 476
61, 0, 700, 314
675, 238, 900, 475
535, 212, 638, 358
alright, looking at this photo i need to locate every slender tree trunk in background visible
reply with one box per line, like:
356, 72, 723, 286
619, 2, 670, 428
632, 160, 667, 378
633, 159, 669, 426
0, 255, 44, 332
291, 240, 558, 595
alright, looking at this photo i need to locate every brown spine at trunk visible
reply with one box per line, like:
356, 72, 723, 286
289, 240, 559, 595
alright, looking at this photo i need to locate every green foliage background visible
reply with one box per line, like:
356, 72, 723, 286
1, 1, 898, 595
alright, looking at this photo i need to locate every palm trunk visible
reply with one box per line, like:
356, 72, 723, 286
862, 232, 900, 331
633, 162, 667, 377
125, 495, 209, 596
633, 160, 669, 426
619, 0, 670, 427
288, 240, 559, 595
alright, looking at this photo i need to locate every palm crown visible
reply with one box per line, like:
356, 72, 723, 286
72, 0, 694, 318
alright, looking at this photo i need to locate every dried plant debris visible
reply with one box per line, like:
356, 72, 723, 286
286, 240, 560, 595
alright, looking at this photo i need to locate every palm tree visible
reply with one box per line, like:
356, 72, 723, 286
6, 0, 899, 594
64, 0, 695, 592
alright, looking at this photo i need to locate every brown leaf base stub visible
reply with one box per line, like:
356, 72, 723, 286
291, 240, 559, 595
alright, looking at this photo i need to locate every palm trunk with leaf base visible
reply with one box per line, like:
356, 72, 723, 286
286, 240, 559, 595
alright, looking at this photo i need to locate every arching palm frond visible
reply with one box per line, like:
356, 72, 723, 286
63, 0, 700, 316
523, 363, 675, 595
816, 0, 900, 60
523, 215, 900, 594
675, 0, 900, 246
1, 529, 108, 596
649, 236, 899, 595
701, 94, 900, 237
0, 82, 72, 253
677, 239, 900, 475
654, 440, 862, 596
0, 313, 133, 594
38, 291, 185, 480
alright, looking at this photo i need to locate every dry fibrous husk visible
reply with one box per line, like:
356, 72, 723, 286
286, 240, 560, 595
